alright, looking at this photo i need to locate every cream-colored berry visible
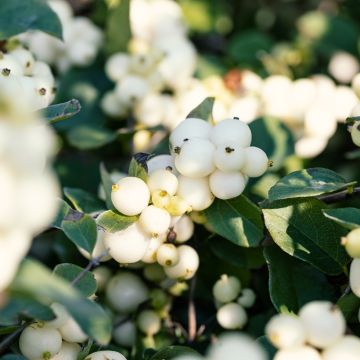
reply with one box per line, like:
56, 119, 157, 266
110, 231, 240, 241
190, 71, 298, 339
139, 205, 171, 236
137, 310, 161, 335
214, 142, 246, 172
342, 228, 360, 258
209, 170, 246, 200
147, 169, 178, 195
241, 147, 269, 178
216, 302, 247, 329
213, 274, 241, 303
173, 215, 194, 243
58, 316, 88, 343
156, 243, 180, 267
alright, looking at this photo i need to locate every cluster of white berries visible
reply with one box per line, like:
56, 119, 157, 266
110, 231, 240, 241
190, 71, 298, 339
213, 274, 256, 330
20, 0, 102, 72
0, 45, 56, 111
0, 76, 59, 291
170, 117, 269, 200
265, 301, 360, 359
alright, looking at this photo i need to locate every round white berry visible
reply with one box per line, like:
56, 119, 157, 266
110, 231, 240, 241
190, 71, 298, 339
214, 142, 246, 172
111, 177, 150, 216
156, 243, 180, 267
177, 176, 214, 211
170, 117, 212, 150
139, 205, 171, 236
101, 91, 127, 118
51, 342, 81, 360
137, 310, 161, 335
151, 189, 171, 209
216, 302, 247, 329
351, 121, 360, 147
10, 48, 35, 75
165, 195, 191, 216
343, 228, 360, 258
210, 118, 252, 147
141, 235, 165, 263
164, 245, 199, 280
103, 222, 150, 264
78, 228, 112, 262
213, 274, 241, 303
298, 301, 345, 348
209, 170, 246, 200
241, 147, 268, 178
86, 351, 127, 360
0, 53, 23, 76
113, 318, 137, 347
322, 335, 360, 360
106, 272, 148, 313
19, 323, 62, 360
175, 138, 215, 178
265, 314, 306, 349
237, 288, 256, 308
146, 154, 176, 175
114, 75, 149, 105
350, 259, 360, 297
105, 53, 130, 82
147, 169, 178, 195
58, 316, 88, 343
46, 303, 70, 329
92, 266, 112, 291
173, 215, 194, 243
274, 346, 322, 360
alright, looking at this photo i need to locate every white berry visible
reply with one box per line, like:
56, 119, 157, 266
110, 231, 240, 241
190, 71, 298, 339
237, 288, 256, 308
46, 303, 70, 329
103, 222, 150, 264
350, 259, 360, 297
156, 243, 180, 267
177, 176, 214, 211
139, 205, 171, 236
351, 121, 360, 147
137, 310, 161, 335
78, 228, 112, 262
86, 351, 127, 360
210, 118, 252, 147
147, 169, 178, 195
141, 235, 165, 263
209, 170, 246, 200
58, 316, 88, 343
51, 342, 81, 360
322, 335, 360, 360
106, 272, 148, 313
175, 138, 215, 178
241, 147, 268, 177
19, 323, 62, 360
214, 142, 246, 172
274, 346, 322, 360
343, 228, 360, 258
164, 245, 199, 280
113, 318, 137, 347
105, 53, 130, 82
111, 177, 150, 216
213, 274, 241, 303
165, 195, 191, 216
265, 314, 306, 349
146, 154, 176, 175
216, 302, 247, 329
173, 215, 194, 243
298, 301, 345, 348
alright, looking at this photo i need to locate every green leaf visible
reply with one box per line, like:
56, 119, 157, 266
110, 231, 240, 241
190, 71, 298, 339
105, 0, 131, 54
64, 187, 106, 214
62, 212, 97, 253
128, 154, 148, 182
204, 196, 264, 247
337, 292, 360, 322
53, 263, 97, 297
52, 199, 72, 229
0, 298, 55, 326
0, 355, 27, 360
186, 97, 215, 122
100, 162, 114, 210
150, 346, 200, 360
0, 0, 62, 40
209, 236, 265, 269
262, 198, 349, 275
11, 259, 111, 344
42, 99, 81, 124
249, 117, 294, 171
256, 336, 277, 359
97, 210, 136, 233
322, 208, 360, 230
264, 246, 336, 313
77, 339, 94, 360
268, 168, 355, 201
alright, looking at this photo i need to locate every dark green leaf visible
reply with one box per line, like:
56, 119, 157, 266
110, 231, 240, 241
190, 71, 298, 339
249, 117, 294, 171
52, 199, 72, 229
62, 212, 97, 253
97, 210, 136, 233
64, 187, 106, 214
186, 97, 215, 122
0, 355, 27, 360
256, 336, 277, 359
322, 208, 360, 230
105, 0, 131, 54
11, 259, 111, 344
262, 198, 349, 275
0, 298, 55, 326
0, 0, 62, 40
204, 196, 264, 247
264, 246, 336, 312
209, 236, 265, 269
128, 155, 148, 182
42, 99, 81, 124
268, 168, 355, 201
150, 346, 200, 360
337, 292, 360, 323
100, 162, 114, 210
53, 263, 97, 297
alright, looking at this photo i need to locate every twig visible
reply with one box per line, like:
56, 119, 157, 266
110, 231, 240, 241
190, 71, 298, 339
0, 322, 28, 354
187, 277, 197, 343
71, 251, 108, 286
196, 314, 217, 337
339, 285, 351, 301
318, 187, 360, 204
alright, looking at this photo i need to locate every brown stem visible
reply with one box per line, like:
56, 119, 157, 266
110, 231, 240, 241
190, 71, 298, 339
187, 277, 197, 343
317, 187, 360, 204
